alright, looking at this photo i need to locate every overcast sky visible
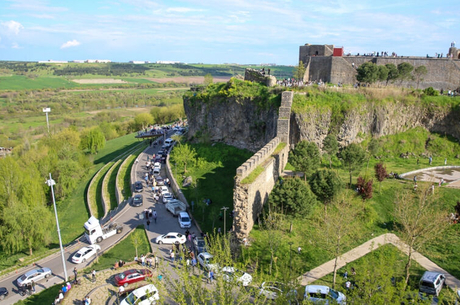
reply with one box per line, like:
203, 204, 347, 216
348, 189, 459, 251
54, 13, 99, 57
0, 0, 458, 65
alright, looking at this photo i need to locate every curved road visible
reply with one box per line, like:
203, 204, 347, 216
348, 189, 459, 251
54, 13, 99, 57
0, 128, 199, 304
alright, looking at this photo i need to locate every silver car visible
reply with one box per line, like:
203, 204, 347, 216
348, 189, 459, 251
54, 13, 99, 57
17, 268, 52, 287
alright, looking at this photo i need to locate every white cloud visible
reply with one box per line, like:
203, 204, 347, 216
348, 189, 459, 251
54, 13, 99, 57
2, 20, 24, 35
60, 39, 80, 49
166, 7, 204, 13
12, 42, 21, 48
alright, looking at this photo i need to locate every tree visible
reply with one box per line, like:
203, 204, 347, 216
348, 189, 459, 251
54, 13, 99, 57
340, 143, 366, 186
203, 73, 213, 86
377, 65, 389, 83
356, 62, 379, 85
289, 141, 321, 181
385, 63, 399, 85
356, 176, 373, 200
80, 127, 106, 154
313, 193, 361, 288
134, 113, 154, 131
394, 185, 449, 286
309, 169, 343, 204
170, 143, 196, 173
268, 177, 317, 217
322, 134, 339, 169
413, 65, 428, 89
293, 60, 306, 80
397, 62, 414, 84
374, 162, 387, 193
130, 229, 145, 258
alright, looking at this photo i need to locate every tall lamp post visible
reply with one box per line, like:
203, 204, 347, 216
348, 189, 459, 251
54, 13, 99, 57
46, 173, 68, 281
288, 241, 293, 281
221, 206, 229, 234
43, 107, 51, 134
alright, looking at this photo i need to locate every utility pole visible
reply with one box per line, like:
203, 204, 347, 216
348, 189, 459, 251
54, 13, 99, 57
288, 241, 293, 281
43, 107, 51, 135
221, 206, 229, 234
46, 173, 68, 281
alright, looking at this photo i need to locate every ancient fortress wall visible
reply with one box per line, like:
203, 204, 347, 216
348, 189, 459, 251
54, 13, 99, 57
300, 44, 460, 90
233, 92, 292, 239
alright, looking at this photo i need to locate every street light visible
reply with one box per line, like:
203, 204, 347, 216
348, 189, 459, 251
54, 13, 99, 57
43, 107, 51, 134
288, 241, 294, 281
221, 206, 229, 235
46, 173, 68, 282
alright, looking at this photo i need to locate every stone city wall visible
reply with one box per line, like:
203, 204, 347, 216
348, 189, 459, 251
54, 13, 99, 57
244, 68, 277, 87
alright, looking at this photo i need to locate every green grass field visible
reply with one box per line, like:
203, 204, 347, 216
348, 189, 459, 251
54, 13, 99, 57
0, 75, 79, 90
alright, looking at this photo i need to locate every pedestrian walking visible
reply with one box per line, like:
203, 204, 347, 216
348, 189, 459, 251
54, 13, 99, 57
91, 269, 96, 282
154, 256, 159, 268
73, 267, 78, 282
186, 258, 190, 271
297, 246, 302, 254
429, 156, 433, 165
31, 280, 35, 293
170, 251, 175, 263
141, 254, 145, 266
153, 210, 157, 223
147, 219, 150, 228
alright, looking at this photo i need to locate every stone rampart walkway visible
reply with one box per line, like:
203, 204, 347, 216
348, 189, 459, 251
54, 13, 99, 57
299, 233, 460, 290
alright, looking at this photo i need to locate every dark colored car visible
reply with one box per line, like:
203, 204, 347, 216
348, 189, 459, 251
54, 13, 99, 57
134, 181, 143, 193
155, 176, 164, 186
0, 287, 8, 300
132, 194, 143, 207
157, 150, 165, 156
193, 237, 207, 254
154, 156, 162, 163
114, 269, 153, 287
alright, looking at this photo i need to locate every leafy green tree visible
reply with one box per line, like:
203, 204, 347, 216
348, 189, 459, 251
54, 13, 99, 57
0, 158, 53, 255
134, 113, 154, 131
268, 177, 317, 217
413, 65, 428, 89
80, 127, 106, 154
340, 143, 366, 186
377, 65, 389, 83
289, 141, 321, 180
170, 143, 196, 173
385, 63, 399, 85
313, 193, 362, 288
397, 62, 414, 84
322, 134, 339, 168
356, 62, 379, 85
203, 73, 213, 86
309, 169, 343, 204
394, 185, 449, 286
293, 60, 306, 80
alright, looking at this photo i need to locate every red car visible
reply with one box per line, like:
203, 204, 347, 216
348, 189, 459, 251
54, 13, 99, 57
114, 269, 152, 287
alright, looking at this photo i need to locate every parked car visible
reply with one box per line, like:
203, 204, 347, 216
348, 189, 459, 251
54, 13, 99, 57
259, 282, 297, 302
132, 194, 143, 207
178, 212, 192, 229
193, 237, 207, 254
162, 192, 173, 202
304, 285, 346, 304
155, 176, 164, 186
120, 284, 159, 305
71, 245, 101, 264
419, 271, 446, 296
115, 269, 153, 287
0, 287, 8, 300
221, 267, 252, 286
197, 252, 218, 271
155, 232, 186, 245
134, 181, 143, 193
17, 268, 52, 288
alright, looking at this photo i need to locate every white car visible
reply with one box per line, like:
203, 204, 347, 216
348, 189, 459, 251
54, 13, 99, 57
72, 245, 101, 264
17, 268, 52, 288
121, 284, 159, 305
178, 212, 192, 229
160, 185, 169, 193
162, 192, 173, 203
153, 166, 161, 175
155, 232, 186, 245
221, 267, 252, 286
197, 252, 219, 271
304, 285, 346, 304
153, 162, 161, 168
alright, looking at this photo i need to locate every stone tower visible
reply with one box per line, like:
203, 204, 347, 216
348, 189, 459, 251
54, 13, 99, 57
449, 41, 459, 59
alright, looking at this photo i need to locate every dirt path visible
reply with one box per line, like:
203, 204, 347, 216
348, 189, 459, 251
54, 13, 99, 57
299, 233, 460, 290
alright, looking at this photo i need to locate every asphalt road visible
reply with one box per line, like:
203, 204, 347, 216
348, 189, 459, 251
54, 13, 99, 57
0, 128, 198, 304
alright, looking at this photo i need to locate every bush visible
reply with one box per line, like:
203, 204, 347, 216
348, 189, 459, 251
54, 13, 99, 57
423, 87, 439, 96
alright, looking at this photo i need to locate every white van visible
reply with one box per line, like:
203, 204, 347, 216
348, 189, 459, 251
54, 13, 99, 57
419, 271, 445, 296
164, 138, 174, 146
178, 212, 192, 228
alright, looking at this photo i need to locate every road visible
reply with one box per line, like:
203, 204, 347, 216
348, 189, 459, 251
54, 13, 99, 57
0, 128, 199, 304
